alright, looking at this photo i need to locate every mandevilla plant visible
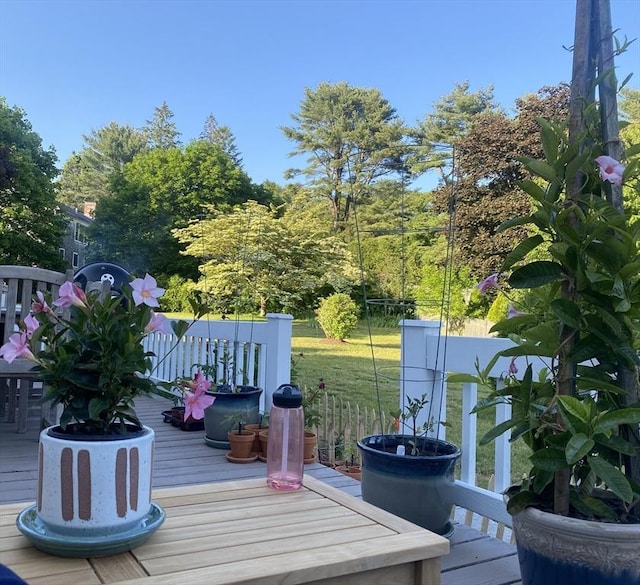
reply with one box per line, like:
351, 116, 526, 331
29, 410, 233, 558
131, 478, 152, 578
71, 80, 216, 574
0, 274, 204, 435
450, 116, 640, 523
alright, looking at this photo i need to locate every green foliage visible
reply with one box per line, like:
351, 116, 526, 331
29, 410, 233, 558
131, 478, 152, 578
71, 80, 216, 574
89, 141, 266, 278
466, 112, 640, 522
175, 201, 359, 315
486, 292, 509, 322
57, 122, 148, 207
315, 293, 359, 340
144, 101, 181, 150
0, 98, 66, 269
13, 280, 193, 434
161, 275, 195, 312
282, 81, 409, 231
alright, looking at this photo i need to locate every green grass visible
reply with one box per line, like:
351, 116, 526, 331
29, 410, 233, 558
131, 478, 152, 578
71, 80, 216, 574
291, 319, 531, 487
166, 314, 530, 486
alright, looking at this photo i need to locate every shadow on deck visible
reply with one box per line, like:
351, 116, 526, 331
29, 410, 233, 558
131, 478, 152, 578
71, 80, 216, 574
0, 394, 521, 585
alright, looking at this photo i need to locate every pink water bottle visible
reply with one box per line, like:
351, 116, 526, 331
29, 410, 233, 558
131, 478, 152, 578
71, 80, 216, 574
266, 384, 304, 490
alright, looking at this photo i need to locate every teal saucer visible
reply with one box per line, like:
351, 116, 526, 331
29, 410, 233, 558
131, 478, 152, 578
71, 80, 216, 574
16, 502, 165, 558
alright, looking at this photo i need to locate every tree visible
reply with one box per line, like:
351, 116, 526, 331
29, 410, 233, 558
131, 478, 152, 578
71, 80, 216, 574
619, 88, 640, 217
282, 82, 408, 232
174, 201, 358, 315
200, 114, 242, 166
57, 122, 147, 207
0, 98, 66, 269
89, 141, 268, 278
144, 101, 181, 150
432, 85, 571, 280
411, 81, 500, 180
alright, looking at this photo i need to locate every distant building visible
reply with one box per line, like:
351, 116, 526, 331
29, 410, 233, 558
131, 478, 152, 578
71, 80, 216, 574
59, 203, 94, 271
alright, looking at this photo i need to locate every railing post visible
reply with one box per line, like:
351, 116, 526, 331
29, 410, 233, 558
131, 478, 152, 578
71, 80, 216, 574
399, 320, 446, 439
263, 313, 293, 412
461, 382, 478, 486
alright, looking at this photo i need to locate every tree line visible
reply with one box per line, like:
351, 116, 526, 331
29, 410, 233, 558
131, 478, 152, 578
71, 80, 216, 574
1, 83, 638, 321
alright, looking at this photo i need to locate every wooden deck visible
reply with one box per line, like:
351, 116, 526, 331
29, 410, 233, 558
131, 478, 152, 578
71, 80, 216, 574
0, 395, 521, 585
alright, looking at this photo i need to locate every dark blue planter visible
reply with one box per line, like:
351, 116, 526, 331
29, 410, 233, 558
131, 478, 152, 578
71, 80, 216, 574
358, 434, 461, 536
203, 386, 263, 449
511, 503, 640, 585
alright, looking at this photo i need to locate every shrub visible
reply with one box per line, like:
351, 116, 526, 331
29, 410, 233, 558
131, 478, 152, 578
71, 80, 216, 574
315, 293, 359, 340
161, 275, 194, 312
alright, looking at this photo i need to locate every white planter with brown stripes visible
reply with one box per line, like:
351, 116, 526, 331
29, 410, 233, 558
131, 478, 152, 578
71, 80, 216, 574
37, 425, 155, 536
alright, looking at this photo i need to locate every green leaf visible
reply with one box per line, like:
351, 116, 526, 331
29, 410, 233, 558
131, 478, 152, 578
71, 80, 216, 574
479, 418, 519, 446
593, 408, 640, 435
446, 373, 482, 384
538, 119, 559, 164
509, 261, 563, 288
565, 433, 594, 464
502, 235, 544, 272
557, 395, 590, 425
587, 456, 633, 503
549, 298, 581, 328
524, 158, 558, 182
506, 490, 541, 515
529, 447, 568, 471
517, 180, 547, 203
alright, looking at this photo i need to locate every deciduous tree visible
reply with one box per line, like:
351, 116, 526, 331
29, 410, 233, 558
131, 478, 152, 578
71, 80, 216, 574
0, 98, 66, 269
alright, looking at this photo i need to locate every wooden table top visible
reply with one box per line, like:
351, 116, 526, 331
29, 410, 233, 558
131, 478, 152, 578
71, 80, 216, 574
0, 475, 449, 585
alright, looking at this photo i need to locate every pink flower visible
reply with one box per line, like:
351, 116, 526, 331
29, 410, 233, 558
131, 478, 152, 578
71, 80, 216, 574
595, 156, 625, 186
184, 390, 214, 421
507, 304, 526, 319
32, 291, 51, 314
508, 357, 518, 375
130, 274, 165, 308
190, 371, 212, 394
145, 311, 171, 334
476, 273, 499, 294
0, 333, 36, 363
24, 314, 40, 339
53, 281, 87, 308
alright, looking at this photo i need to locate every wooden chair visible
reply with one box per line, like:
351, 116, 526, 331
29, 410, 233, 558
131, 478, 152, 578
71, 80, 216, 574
0, 266, 73, 433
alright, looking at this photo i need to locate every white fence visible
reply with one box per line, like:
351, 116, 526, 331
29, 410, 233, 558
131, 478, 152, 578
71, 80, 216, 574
144, 313, 293, 412
398, 319, 551, 527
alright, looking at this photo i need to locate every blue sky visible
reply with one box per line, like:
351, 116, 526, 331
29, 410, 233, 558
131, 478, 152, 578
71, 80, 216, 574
1, 0, 639, 187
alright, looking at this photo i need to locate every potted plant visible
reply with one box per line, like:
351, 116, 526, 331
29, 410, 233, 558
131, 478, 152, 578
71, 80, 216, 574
0, 273, 200, 557
453, 114, 640, 583
165, 370, 215, 431
357, 391, 461, 536
225, 412, 258, 463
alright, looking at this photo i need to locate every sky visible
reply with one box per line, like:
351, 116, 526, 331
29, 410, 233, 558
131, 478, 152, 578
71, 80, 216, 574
1, 0, 639, 188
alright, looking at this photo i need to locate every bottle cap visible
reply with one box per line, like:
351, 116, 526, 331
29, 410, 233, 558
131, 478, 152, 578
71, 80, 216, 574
272, 384, 303, 408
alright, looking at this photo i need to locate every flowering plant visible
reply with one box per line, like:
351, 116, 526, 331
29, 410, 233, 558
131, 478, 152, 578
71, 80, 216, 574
451, 118, 640, 523
0, 274, 194, 435
172, 370, 215, 421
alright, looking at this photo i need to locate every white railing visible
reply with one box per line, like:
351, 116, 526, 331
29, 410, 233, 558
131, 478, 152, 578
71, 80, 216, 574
144, 313, 293, 412
399, 319, 550, 527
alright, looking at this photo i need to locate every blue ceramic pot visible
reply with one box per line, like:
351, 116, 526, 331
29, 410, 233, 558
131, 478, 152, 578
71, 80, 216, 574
203, 386, 263, 449
358, 434, 460, 536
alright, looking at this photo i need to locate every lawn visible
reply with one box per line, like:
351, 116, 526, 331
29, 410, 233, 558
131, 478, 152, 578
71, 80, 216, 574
291, 319, 531, 488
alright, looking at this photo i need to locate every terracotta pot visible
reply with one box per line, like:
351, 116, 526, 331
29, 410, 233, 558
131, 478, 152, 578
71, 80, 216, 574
258, 429, 269, 458
303, 431, 317, 462
244, 424, 267, 454
227, 430, 255, 460
335, 464, 362, 481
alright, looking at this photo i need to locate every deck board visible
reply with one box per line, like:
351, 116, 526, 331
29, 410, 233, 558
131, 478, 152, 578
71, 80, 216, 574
0, 394, 520, 585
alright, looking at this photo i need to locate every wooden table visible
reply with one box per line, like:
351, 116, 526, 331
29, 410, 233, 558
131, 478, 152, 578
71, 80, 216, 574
0, 475, 449, 585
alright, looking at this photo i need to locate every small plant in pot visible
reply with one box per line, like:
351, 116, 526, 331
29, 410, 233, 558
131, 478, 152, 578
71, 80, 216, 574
225, 411, 258, 463
452, 112, 640, 583
0, 273, 197, 556
357, 390, 461, 536
167, 370, 216, 431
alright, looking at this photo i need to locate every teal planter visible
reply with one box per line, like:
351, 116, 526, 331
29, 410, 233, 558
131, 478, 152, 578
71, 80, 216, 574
203, 386, 263, 449
358, 434, 460, 536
